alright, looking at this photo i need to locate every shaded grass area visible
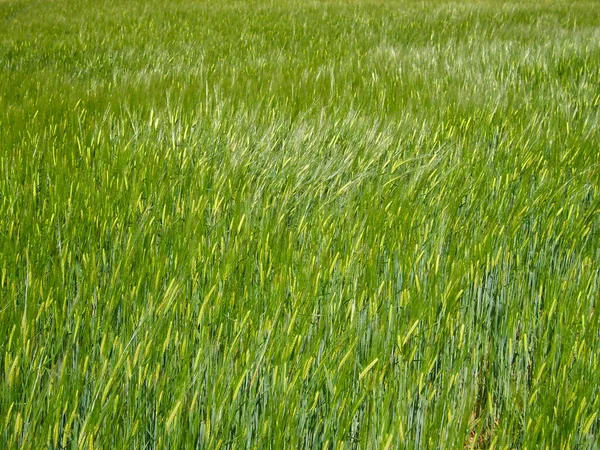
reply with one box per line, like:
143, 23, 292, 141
1, 0, 599, 448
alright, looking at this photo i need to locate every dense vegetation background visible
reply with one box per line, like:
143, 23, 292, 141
1, 0, 599, 448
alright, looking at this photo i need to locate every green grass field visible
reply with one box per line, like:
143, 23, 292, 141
1, 0, 599, 448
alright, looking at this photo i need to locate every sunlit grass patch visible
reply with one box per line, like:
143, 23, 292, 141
1, 0, 599, 448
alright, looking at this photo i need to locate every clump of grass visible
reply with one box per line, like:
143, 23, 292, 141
1, 0, 599, 448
